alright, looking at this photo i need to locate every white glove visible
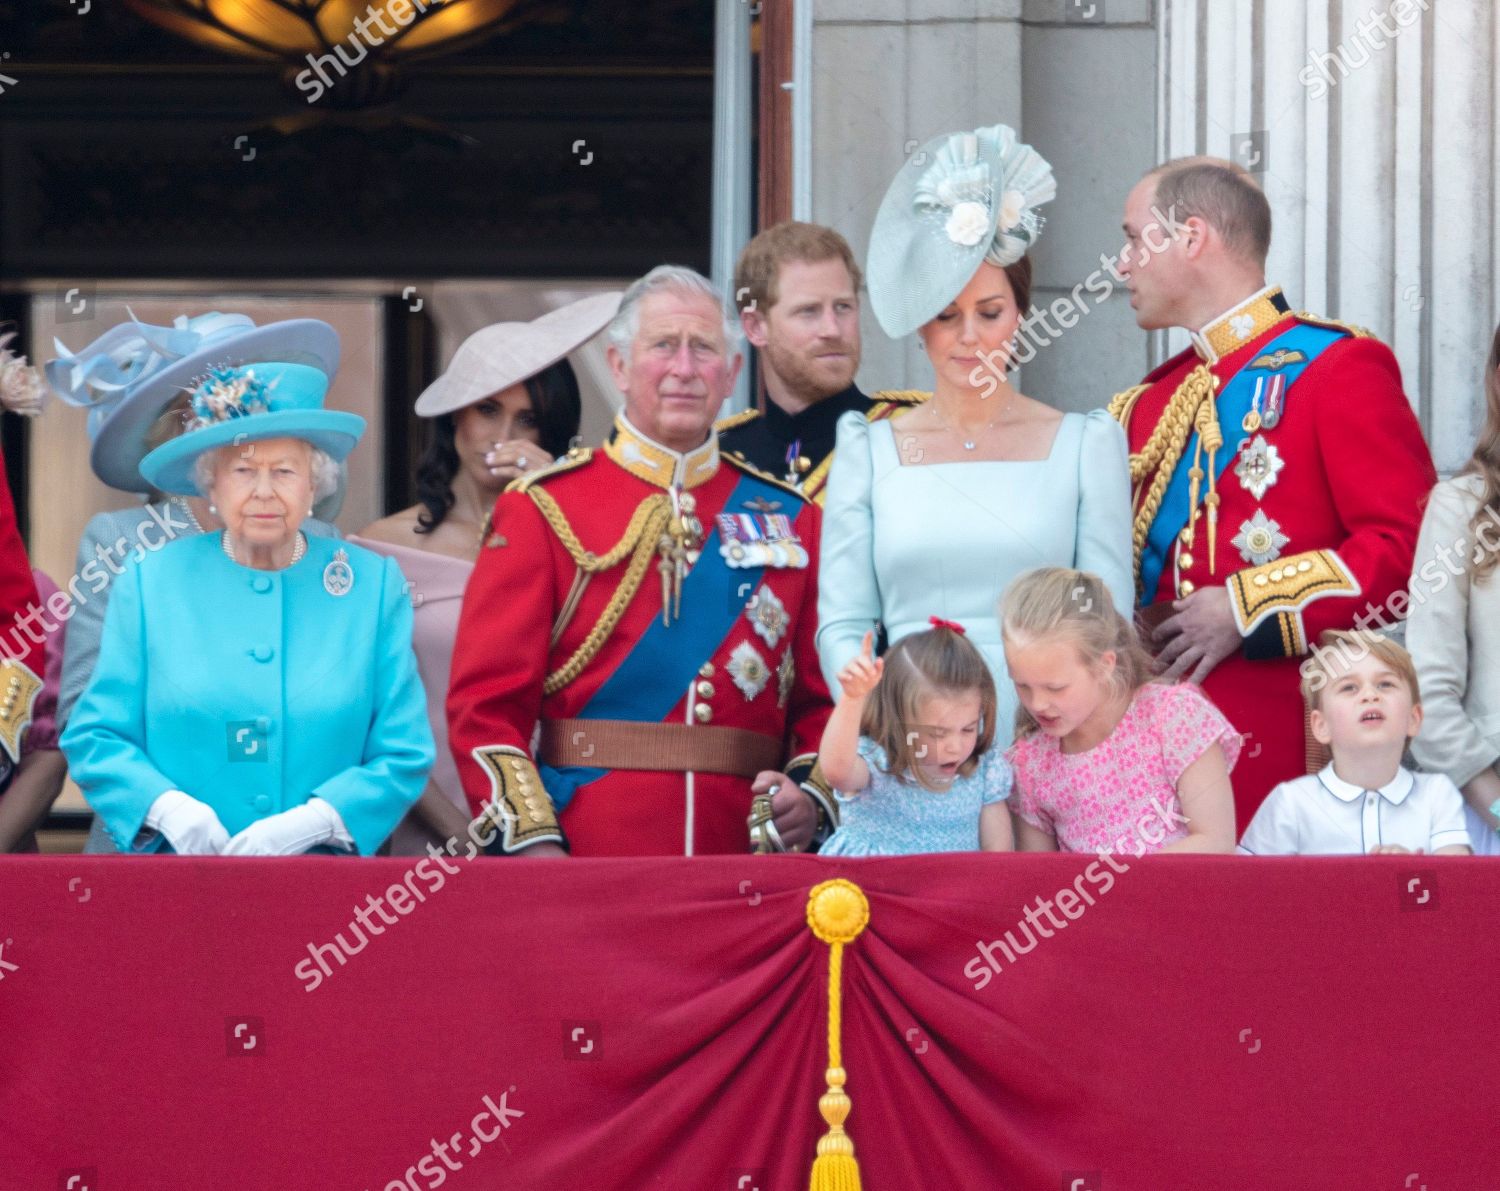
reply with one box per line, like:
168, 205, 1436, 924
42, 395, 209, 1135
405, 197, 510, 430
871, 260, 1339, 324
221, 798, 350, 857
145, 790, 231, 855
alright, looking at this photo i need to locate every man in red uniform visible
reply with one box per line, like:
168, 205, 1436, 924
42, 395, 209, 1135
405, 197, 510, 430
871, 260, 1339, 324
0, 441, 44, 780
447, 266, 835, 856
1110, 157, 1436, 830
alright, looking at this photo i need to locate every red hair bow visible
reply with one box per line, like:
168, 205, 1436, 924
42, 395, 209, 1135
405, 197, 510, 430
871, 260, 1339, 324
928, 616, 966, 635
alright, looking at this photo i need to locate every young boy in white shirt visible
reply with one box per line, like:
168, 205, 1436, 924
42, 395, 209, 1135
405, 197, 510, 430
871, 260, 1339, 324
1239, 630, 1472, 856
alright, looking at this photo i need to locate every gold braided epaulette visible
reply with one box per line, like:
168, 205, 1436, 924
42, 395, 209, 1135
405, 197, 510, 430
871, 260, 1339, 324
713, 408, 761, 432
507, 447, 594, 494
1117, 364, 1217, 598
1107, 383, 1150, 428
1294, 311, 1373, 340
526, 485, 673, 695
869, 389, 929, 409
526, 485, 667, 573
723, 451, 810, 502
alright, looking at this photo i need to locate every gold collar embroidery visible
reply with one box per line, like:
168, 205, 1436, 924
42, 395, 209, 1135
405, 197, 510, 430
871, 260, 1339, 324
604, 414, 719, 490
1191, 285, 1287, 365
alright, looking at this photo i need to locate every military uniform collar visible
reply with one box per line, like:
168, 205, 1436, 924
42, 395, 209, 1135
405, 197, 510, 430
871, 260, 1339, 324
1190, 284, 1290, 365
605, 413, 719, 490
763, 383, 869, 441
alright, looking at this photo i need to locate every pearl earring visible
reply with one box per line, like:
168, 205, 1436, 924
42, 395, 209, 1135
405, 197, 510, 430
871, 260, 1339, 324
208, 504, 217, 514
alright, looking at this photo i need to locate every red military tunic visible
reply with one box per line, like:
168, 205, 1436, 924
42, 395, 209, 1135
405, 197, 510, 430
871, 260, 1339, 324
447, 415, 833, 856
0, 448, 42, 766
1111, 286, 1436, 831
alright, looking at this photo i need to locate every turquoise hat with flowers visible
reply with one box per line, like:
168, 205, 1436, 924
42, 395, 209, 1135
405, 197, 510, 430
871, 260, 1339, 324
139, 350, 364, 497
866, 124, 1057, 339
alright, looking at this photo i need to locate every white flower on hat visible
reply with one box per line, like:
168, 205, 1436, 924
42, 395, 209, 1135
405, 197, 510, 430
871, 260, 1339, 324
0, 333, 46, 417
945, 201, 991, 247
996, 189, 1026, 234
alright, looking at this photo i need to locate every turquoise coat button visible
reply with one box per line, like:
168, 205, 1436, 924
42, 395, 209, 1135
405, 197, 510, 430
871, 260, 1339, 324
250, 645, 274, 663
252, 576, 273, 593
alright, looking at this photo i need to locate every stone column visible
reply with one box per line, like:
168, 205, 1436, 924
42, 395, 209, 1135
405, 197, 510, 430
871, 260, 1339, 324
809, 0, 1025, 394
1157, 0, 1496, 474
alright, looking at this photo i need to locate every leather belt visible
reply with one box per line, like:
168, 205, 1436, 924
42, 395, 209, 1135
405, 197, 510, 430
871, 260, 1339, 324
539, 718, 782, 778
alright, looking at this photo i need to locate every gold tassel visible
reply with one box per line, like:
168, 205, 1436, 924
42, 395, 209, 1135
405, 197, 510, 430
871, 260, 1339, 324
806, 879, 870, 1191
1193, 395, 1224, 577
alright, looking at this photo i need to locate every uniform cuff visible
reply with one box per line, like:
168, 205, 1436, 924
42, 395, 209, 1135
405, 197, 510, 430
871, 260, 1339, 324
1242, 610, 1308, 661
786, 752, 838, 840
1228, 549, 1359, 645
469, 745, 566, 854
0, 658, 43, 765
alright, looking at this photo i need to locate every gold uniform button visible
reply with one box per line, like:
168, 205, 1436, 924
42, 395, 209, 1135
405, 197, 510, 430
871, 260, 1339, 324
1254, 574, 1269, 586
1179, 528, 1192, 545
1270, 569, 1284, 582
1179, 580, 1196, 596
695, 680, 715, 698
1178, 552, 1194, 570
1297, 560, 1312, 573
699, 662, 715, 678
693, 703, 712, 723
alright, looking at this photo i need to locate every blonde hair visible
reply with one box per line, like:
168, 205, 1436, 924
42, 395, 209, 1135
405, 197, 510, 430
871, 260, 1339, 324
1460, 321, 1500, 582
1299, 629, 1421, 713
999, 567, 1158, 739
860, 624, 996, 791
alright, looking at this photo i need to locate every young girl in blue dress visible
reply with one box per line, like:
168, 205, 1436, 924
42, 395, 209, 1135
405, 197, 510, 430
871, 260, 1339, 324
818, 618, 1014, 855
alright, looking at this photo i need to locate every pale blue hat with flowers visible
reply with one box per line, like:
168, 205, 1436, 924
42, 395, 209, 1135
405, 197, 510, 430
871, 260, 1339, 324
47, 311, 348, 491
866, 124, 1057, 338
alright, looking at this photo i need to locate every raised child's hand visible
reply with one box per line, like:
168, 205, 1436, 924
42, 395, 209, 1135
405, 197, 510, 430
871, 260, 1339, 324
837, 631, 884, 700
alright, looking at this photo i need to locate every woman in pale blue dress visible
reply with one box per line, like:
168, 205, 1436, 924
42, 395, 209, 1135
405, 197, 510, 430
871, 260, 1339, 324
817, 125, 1132, 746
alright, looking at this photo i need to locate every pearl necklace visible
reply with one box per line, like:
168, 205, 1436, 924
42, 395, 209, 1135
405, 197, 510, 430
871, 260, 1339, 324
171, 496, 203, 533
221, 530, 305, 568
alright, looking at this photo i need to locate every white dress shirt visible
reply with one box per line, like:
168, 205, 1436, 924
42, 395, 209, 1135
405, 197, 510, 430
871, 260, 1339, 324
1239, 763, 1471, 855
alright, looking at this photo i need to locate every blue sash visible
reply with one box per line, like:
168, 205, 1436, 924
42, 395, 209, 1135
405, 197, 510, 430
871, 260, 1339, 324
541, 471, 787, 808
1138, 322, 1345, 606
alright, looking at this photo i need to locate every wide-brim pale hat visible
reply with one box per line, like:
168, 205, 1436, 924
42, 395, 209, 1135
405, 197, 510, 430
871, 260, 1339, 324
414, 291, 623, 418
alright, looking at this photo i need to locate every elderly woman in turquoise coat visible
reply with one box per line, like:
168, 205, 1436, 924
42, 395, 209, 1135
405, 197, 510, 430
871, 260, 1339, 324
61, 323, 434, 855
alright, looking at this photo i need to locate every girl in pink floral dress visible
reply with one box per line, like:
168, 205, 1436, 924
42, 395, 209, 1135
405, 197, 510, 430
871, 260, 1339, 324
1001, 568, 1240, 855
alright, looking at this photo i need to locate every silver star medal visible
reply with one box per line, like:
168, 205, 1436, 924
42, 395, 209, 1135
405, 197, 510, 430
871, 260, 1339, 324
1232, 509, 1289, 566
727, 640, 771, 701
1234, 435, 1284, 501
323, 547, 354, 597
744, 586, 789, 649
